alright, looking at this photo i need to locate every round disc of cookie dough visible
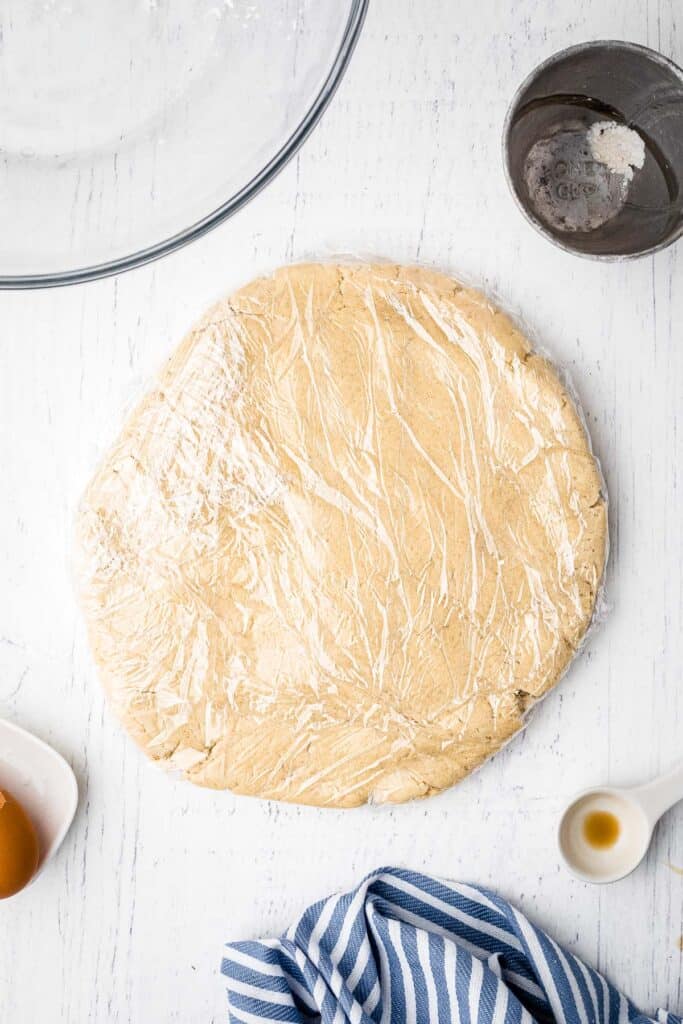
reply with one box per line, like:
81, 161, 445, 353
76, 263, 607, 807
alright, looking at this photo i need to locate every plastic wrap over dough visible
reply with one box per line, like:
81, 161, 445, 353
76, 263, 607, 807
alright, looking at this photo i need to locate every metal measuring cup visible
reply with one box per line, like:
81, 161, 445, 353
503, 40, 683, 259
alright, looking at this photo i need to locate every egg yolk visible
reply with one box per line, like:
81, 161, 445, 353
0, 788, 40, 898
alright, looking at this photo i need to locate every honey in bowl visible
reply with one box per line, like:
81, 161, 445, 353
0, 788, 40, 898
583, 809, 620, 850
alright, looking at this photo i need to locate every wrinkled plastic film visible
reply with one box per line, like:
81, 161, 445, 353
75, 263, 608, 807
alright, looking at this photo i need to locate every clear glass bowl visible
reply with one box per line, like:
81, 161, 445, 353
0, 0, 367, 288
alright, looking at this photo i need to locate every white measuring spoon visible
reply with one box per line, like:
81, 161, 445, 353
0, 718, 78, 886
558, 761, 683, 883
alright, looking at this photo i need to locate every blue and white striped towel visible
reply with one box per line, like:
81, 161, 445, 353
222, 867, 680, 1024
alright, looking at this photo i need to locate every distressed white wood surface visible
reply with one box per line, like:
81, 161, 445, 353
1, 1, 682, 1020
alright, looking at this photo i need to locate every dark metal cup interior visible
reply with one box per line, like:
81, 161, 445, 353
504, 41, 683, 258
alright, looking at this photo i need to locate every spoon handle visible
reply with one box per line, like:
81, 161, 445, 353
633, 760, 683, 826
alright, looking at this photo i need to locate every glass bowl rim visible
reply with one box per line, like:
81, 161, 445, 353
2, 0, 369, 290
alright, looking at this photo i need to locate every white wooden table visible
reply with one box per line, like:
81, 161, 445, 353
2, 1, 682, 1020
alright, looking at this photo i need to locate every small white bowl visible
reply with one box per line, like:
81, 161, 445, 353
0, 719, 78, 885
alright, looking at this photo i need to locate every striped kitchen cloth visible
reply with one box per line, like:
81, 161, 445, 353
221, 866, 681, 1024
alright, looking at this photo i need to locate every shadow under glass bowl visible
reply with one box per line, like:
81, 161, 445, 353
503, 40, 683, 260
0, 0, 368, 289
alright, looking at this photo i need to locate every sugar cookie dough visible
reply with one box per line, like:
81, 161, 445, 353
76, 264, 607, 807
